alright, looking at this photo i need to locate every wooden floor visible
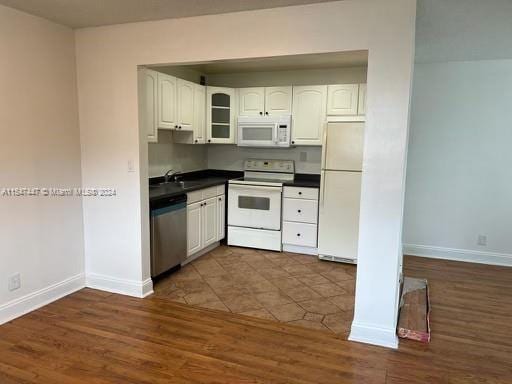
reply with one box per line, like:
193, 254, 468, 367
0, 256, 511, 383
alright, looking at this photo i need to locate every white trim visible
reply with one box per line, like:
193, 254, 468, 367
86, 273, 154, 298
182, 241, 220, 266
403, 244, 512, 267
349, 321, 398, 349
0, 273, 85, 325
326, 115, 365, 123
283, 244, 318, 256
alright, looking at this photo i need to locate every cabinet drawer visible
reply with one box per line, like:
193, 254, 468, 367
216, 184, 225, 196
283, 198, 318, 224
187, 190, 203, 204
201, 186, 218, 200
282, 221, 318, 247
283, 186, 319, 200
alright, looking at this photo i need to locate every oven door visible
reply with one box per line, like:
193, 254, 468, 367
228, 184, 282, 230
237, 122, 277, 147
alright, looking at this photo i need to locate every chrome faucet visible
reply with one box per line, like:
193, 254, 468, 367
163, 169, 181, 183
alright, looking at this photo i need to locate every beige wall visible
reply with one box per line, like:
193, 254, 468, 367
0, 5, 84, 321
207, 66, 367, 87
75, 0, 416, 348
148, 131, 207, 177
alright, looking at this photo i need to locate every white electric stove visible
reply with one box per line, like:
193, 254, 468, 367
228, 159, 295, 251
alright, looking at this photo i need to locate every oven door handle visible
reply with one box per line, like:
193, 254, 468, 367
229, 184, 282, 192
273, 123, 278, 144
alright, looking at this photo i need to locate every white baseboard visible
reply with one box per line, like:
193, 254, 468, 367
403, 244, 512, 267
349, 321, 398, 349
283, 244, 318, 256
182, 241, 220, 266
86, 273, 154, 298
0, 273, 85, 325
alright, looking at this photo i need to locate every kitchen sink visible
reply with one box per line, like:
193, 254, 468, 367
149, 180, 206, 189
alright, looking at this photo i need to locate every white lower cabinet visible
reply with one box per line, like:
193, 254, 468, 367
186, 186, 225, 258
282, 186, 319, 255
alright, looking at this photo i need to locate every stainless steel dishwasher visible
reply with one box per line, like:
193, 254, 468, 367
150, 194, 187, 278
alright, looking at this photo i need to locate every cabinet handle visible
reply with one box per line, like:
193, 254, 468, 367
174, 125, 178, 129
298, 192, 302, 195
259, 111, 263, 115
265, 112, 269, 115
297, 209, 301, 213
194, 139, 198, 143
208, 139, 211, 143
219, 197, 222, 201
291, 141, 295, 145
297, 233, 301, 237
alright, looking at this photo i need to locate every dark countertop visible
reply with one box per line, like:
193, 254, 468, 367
149, 169, 242, 205
283, 173, 321, 188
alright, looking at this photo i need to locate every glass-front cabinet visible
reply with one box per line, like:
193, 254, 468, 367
206, 86, 236, 144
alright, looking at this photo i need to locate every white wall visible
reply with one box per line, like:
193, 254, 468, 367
403, 0, 512, 266
0, 5, 84, 323
75, 0, 416, 348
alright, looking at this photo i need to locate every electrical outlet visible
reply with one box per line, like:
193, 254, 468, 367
300, 151, 308, 162
477, 235, 487, 246
8, 273, 21, 291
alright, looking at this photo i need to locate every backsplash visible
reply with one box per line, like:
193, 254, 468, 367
207, 145, 322, 174
148, 130, 208, 177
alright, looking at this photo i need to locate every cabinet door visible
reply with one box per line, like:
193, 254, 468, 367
193, 84, 206, 144
177, 79, 194, 131
358, 83, 367, 116
217, 194, 225, 241
291, 85, 327, 146
157, 73, 177, 129
187, 202, 203, 256
206, 86, 236, 144
139, 69, 158, 143
202, 197, 218, 248
238, 87, 264, 116
265, 86, 292, 115
327, 84, 359, 115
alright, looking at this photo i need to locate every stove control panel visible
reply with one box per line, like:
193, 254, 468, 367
244, 159, 295, 173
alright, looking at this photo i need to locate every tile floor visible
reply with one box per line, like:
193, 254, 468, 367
153, 245, 356, 336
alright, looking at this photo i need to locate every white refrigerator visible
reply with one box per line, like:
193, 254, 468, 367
318, 121, 364, 263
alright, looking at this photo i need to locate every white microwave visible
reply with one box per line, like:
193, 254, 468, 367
237, 115, 291, 147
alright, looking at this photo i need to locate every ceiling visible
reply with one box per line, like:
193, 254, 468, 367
0, 0, 338, 29
157, 51, 369, 74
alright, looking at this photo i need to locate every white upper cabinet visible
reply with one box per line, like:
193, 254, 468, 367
176, 79, 194, 131
193, 84, 206, 144
238, 87, 265, 116
157, 73, 177, 129
207, 86, 236, 144
265, 86, 292, 115
291, 85, 327, 146
358, 83, 367, 116
238, 86, 292, 116
139, 68, 158, 143
327, 84, 359, 116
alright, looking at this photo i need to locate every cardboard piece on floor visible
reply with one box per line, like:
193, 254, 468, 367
397, 277, 431, 343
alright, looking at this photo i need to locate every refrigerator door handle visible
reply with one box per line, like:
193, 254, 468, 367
321, 121, 328, 170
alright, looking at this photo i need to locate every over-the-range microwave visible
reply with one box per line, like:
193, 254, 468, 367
237, 115, 291, 148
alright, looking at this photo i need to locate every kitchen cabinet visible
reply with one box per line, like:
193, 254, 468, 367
358, 83, 367, 115
186, 185, 225, 258
238, 86, 292, 116
217, 194, 225, 241
157, 73, 177, 130
176, 79, 194, 131
139, 68, 158, 143
173, 83, 206, 144
187, 202, 203, 256
207, 86, 236, 144
291, 85, 327, 146
238, 87, 265, 116
327, 84, 359, 116
282, 186, 319, 255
